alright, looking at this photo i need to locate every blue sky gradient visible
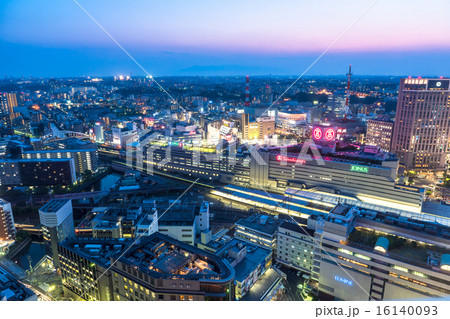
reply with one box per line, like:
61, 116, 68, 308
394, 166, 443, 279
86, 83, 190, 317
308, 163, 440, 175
1, 0, 450, 77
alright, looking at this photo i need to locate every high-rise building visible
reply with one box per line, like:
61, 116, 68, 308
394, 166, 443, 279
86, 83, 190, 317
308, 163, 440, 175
366, 119, 394, 153
240, 113, 275, 140
94, 122, 104, 143
0, 93, 18, 124
391, 78, 450, 170
39, 199, 75, 268
0, 199, 16, 244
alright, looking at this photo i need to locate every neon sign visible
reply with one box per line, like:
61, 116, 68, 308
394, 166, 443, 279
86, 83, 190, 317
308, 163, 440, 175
313, 127, 322, 140
350, 165, 368, 173
324, 128, 335, 141
313, 126, 336, 141
335, 275, 353, 286
276, 155, 306, 164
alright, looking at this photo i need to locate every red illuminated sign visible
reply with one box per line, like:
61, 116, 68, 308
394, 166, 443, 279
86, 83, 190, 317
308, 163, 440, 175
276, 155, 306, 164
324, 128, 335, 141
313, 127, 322, 140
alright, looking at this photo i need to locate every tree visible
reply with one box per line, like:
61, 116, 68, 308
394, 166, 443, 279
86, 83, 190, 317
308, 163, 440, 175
15, 230, 30, 242
53, 184, 66, 195
82, 169, 93, 181
34, 186, 49, 195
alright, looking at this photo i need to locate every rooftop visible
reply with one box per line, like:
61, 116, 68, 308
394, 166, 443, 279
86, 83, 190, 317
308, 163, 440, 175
0, 267, 36, 301
279, 221, 314, 237
39, 199, 71, 213
215, 238, 272, 283
117, 233, 234, 282
236, 213, 283, 236
269, 144, 397, 168
158, 204, 197, 226
239, 268, 286, 301
23, 149, 97, 154
59, 238, 129, 268
0, 158, 74, 163
347, 227, 450, 270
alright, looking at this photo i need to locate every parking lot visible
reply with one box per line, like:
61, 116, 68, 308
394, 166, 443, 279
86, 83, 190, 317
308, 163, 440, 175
274, 263, 309, 301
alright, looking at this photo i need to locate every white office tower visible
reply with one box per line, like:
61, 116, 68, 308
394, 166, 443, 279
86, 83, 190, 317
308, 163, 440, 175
0, 199, 16, 246
94, 122, 104, 143
198, 201, 210, 232
39, 199, 74, 268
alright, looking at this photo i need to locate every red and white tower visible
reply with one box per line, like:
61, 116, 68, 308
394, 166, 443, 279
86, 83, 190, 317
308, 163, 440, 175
343, 65, 352, 119
244, 75, 250, 106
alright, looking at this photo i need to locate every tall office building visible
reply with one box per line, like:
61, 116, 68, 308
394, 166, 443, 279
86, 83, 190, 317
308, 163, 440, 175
366, 119, 394, 153
240, 113, 275, 140
0, 93, 18, 124
0, 199, 16, 243
391, 78, 450, 170
94, 122, 104, 143
39, 199, 75, 268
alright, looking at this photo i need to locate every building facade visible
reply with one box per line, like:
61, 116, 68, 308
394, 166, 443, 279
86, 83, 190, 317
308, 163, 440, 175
0, 93, 18, 125
312, 204, 450, 301
39, 199, 75, 268
0, 159, 76, 187
366, 119, 394, 152
58, 234, 235, 301
235, 214, 282, 252
23, 148, 99, 175
391, 78, 450, 170
216, 238, 272, 300
276, 221, 315, 273
0, 199, 16, 244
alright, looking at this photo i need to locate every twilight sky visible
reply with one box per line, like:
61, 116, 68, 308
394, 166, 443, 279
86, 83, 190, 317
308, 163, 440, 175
1, 0, 450, 77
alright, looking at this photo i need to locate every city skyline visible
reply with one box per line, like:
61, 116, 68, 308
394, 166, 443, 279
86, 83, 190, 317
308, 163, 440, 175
2, 0, 450, 306
1, 0, 450, 77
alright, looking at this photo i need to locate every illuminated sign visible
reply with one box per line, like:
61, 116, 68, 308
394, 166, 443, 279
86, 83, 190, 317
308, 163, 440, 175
428, 79, 449, 90
276, 155, 306, 164
324, 128, 335, 141
350, 165, 368, 173
313, 126, 336, 142
312, 127, 322, 140
170, 141, 183, 148
335, 275, 353, 286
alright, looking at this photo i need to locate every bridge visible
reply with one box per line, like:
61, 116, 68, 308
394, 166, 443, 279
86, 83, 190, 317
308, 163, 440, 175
53, 190, 110, 200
